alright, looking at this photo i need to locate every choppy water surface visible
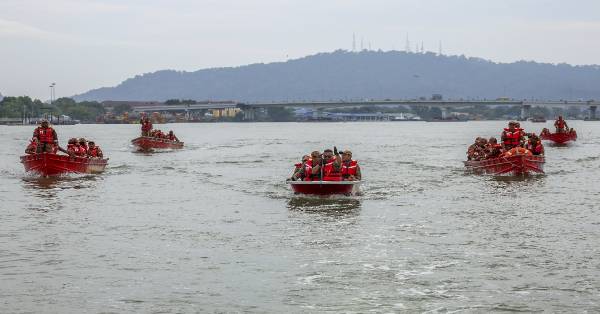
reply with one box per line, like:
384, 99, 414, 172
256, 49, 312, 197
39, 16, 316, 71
1, 121, 600, 313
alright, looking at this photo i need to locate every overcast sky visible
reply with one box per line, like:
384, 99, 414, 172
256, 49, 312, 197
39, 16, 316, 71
1, 0, 600, 100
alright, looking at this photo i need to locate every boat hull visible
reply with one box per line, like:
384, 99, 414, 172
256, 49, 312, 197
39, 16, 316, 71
289, 181, 361, 195
540, 132, 577, 144
131, 136, 184, 151
464, 154, 545, 175
20, 153, 108, 176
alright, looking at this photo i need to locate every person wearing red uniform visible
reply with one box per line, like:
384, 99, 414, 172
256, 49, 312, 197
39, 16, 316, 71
25, 138, 38, 154
485, 137, 503, 159
140, 116, 152, 136
167, 130, 179, 142
290, 155, 309, 181
501, 121, 523, 150
33, 120, 58, 153
87, 141, 103, 158
321, 148, 342, 181
341, 150, 361, 181
66, 138, 80, 156
526, 134, 544, 156
78, 138, 89, 156
554, 116, 568, 133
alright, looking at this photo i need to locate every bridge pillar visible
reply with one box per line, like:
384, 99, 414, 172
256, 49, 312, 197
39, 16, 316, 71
590, 105, 597, 120
440, 107, 449, 119
520, 104, 531, 121
243, 108, 256, 121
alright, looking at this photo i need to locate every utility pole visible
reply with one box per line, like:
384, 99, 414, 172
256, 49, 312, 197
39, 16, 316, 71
405, 34, 410, 52
352, 33, 356, 51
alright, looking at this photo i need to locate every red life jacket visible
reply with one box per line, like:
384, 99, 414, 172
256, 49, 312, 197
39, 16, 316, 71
556, 120, 565, 128
341, 160, 358, 178
527, 142, 543, 155
142, 121, 152, 132
503, 128, 521, 147
323, 158, 342, 181
168, 134, 175, 141
303, 159, 315, 181
26, 140, 37, 154
78, 145, 88, 155
88, 147, 100, 157
67, 144, 78, 155
294, 163, 302, 170
36, 127, 55, 143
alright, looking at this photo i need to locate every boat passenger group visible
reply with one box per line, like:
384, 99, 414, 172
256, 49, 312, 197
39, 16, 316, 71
289, 147, 362, 181
140, 116, 180, 141
540, 115, 578, 138
467, 117, 573, 161
24, 119, 103, 158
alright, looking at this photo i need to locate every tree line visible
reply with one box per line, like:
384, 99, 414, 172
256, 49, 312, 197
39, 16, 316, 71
0, 96, 105, 122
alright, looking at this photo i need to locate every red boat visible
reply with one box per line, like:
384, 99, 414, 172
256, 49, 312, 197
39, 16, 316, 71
540, 130, 577, 144
464, 154, 545, 175
131, 136, 184, 151
20, 153, 109, 176
289, 180, 361, 195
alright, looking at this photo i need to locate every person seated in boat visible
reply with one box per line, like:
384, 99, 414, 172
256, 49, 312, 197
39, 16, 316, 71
554, 116, 568, 133
569, 128, 577, 136
33, 119, 58, 153
87, 141, 103, 158
467, 137, 481, 160
289, 155, 310, 181
341, 150, 361, 181
526, 134, 544, 156
501, 121, 523, 150
78, 138, 89, 155
25, 138, 38, 155
66, 138, 81, 156
485, 137, 503, 159
167, 130, 179, 142
140, 116, 153, 136
321, 147, 342, 181
292, 151, 322, 181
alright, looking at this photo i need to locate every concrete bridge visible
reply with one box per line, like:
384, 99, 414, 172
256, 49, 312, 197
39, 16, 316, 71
238, 99, 600, 121
129, 99, 599, 121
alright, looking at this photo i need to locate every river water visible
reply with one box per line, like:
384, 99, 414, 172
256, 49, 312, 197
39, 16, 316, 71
1, 121, 600, 313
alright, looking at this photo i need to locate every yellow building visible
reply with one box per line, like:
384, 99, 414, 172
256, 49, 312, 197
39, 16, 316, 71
211, 108, 241, 118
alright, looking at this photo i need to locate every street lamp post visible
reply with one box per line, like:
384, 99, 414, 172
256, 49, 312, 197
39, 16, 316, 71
49, 83, 56, 123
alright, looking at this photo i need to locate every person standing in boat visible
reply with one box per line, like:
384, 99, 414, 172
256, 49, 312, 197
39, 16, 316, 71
140, 116, 153, 136
33, 119, 58, 153
554, 116, 569, 133
501, 121, 524, 150
341, 150, 361, 181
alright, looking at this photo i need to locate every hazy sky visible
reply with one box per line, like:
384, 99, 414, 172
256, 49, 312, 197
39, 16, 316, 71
1, 0, 600, 100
